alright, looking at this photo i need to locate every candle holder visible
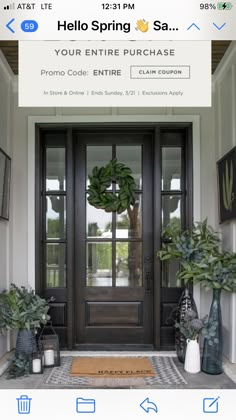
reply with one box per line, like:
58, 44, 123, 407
31, 351, 44, 374
38, 322, 60, 368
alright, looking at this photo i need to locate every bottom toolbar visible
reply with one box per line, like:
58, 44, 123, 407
0, 389, 235, 419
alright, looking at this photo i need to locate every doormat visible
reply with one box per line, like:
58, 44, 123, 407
70, 357, 155, 377
45, 356, 187, 387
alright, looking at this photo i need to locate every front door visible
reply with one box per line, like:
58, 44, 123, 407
37, 124, 192, 349
74, 131, 154, 347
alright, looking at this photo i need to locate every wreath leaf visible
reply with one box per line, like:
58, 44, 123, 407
87, 159, 136, 213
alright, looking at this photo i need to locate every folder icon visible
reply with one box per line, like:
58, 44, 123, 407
76, 398, 96, 413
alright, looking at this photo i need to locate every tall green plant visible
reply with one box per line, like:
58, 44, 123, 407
157, 219, 220, 285
0, 284, 50, 332
157, 220, 236, 291
180, 251, 236, 291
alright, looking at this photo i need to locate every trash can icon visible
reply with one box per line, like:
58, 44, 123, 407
16, 395, 32, 414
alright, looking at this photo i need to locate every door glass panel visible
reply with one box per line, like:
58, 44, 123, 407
116, 195, 142, 239
46, 196, 66, 239
116, 242, 142, 287
162, 260, 181, 287
116, 146, 142, 189
162, 147, 181, 190
162, 195, 181, 229
86, 199, 112, 238
87, 146, 112, 188
87, 242, 112, 286
46, 243, 66, 288
46, 148, 65, 191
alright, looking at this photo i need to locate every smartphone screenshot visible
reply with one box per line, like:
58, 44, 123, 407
0, 1, 236, 418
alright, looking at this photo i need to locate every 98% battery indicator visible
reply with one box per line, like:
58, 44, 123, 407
200, 3, 216, 9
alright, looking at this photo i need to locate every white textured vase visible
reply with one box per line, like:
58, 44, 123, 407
184, 339, 201, 374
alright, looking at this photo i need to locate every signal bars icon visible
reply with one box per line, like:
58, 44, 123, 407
4, 3, 15, 10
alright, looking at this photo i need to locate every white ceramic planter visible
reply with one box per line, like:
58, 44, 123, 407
184, 339, 201, 374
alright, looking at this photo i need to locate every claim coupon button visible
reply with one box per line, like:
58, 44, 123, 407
130, 65, 190, 79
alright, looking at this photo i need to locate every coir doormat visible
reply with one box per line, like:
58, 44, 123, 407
70, 357, 155, 377
45, 356, 188, 387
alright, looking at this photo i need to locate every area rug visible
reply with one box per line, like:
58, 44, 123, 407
45, 356, 187, 387
70, 357, 155, 377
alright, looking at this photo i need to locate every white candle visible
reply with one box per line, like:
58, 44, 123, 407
32, 358, 41, 373
44, 349, 54, 366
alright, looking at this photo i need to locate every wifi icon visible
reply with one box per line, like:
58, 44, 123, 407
4, 3, 15, 10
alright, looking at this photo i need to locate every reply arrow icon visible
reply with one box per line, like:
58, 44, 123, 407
140, 397, 158, 413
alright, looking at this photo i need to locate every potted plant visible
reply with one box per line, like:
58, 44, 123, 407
180, 250, 236, 374
157, 220, 236, 374
157, 219, 219, 363
0, 283, 50, 354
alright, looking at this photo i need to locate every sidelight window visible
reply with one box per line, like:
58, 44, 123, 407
43, 137, 67, 288
161, 145, 184, 288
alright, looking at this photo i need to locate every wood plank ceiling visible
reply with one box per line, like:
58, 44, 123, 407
0, 41, 232, 75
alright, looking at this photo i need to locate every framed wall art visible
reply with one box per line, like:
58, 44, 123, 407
217, 146, 236, 223
0, 147, 11, 220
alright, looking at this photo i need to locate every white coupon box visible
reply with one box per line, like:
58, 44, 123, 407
19, 40, 211, 107
76, 398, 96, 413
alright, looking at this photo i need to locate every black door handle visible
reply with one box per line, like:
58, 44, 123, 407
145, 272, 152, 290
144, 255, 153, 290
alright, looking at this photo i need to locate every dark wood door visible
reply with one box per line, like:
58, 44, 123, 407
37, 124, 192, 350
74, 131, 154, 348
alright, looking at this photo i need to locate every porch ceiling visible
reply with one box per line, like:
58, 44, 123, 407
0, 41, 232, 75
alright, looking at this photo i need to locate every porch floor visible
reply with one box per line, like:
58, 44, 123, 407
0, 352, 235, 389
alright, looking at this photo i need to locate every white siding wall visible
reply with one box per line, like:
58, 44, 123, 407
0, 52, 13, 357
11, 92, 55, 288
212, 42, 236, 362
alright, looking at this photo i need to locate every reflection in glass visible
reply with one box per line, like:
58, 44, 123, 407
162, 260, 181, 287
46, 244, 66, 288
116, 146, 142, 189
86, 199, 112, 238
46, 148, 65, 191
46, 196, 66, 239
162, 195, 181, 229
87, 146, 112, 188
162, 147, 181, 190
87, 243, 112, 286
116, 195, 142, 239
116, 242, 142, 287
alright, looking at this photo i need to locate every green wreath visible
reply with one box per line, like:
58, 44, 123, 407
87, 159, 136, 213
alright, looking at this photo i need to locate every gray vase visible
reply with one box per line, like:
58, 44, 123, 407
201, 288, 223, 374
15, 329, 37, 355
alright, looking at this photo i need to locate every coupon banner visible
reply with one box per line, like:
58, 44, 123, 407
19, 41, 211, 107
